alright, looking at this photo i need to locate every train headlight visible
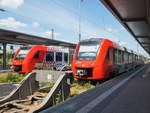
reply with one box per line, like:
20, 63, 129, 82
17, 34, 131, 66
77, 69, 87, 76
10, 66, 14, 69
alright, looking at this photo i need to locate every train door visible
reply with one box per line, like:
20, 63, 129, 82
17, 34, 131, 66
56, 52, 63, 70
64, 53, 69, 64
108, 47, 113, 65
112, 48, 119, 74
29, 51, 40, 71
119, 50, 126, 73
45, 51, 55, 67
33, 51, 44, 69
109, 47, 114, 74
105, 47, 113, 76
113, 48, 118, 65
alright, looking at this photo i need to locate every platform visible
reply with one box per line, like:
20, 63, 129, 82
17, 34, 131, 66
41, 64, 150, 113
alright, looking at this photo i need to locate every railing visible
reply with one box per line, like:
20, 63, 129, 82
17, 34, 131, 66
0, 72, 39, 105
29, 71, 73, 113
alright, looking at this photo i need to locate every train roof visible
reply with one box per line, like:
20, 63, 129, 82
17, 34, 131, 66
80, 38, 141, 55
80, 38, 102, 43
19, 45, 70, 53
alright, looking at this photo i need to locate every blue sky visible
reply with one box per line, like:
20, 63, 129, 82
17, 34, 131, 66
0, 0, 149, 57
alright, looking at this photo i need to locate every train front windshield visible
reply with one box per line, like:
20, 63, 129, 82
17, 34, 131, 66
77, 40, 102, 61
15, 47, 31, 59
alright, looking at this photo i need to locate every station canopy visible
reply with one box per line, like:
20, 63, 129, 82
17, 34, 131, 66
101, 0, 150, 54
0, 28, 76, 48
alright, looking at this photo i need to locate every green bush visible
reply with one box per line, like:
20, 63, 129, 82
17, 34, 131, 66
83, 82, 94, 89
70, 80, 95, 97
6, 59, 12, 65
0, 72, 25, 83
0, 77, 7, 83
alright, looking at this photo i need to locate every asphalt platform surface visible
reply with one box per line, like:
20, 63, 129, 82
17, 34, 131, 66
41, 64, 150, 113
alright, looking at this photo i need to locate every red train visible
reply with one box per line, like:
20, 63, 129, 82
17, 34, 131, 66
72, 38, 144, 80
12, 45, 69, 73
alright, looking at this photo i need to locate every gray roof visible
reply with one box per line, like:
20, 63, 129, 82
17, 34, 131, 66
0, 28, 76, 48
100, 0, 150, 54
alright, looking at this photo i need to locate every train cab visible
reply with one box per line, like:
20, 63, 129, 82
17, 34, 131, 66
72, 38, 115, 80
12, 46, 46, 73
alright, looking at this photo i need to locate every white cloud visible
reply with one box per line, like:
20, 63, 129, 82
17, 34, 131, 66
106, 28, 113, 32
42, 31, 60, 37
106, 26, 125, 33
119, 41, 127, 46
0, 17, 26, 28
32, 22, 40, 28
0, 0, 24, 8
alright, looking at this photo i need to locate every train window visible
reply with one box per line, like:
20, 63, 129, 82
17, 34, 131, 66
56, 52, 62, 61
120, 50, 123, 64
133, 54, 135, 62
124, 52, 128, 64
129, 53, 132, 63
46, 52, 54, 61
131, 54, 133, 63
121, 51, 124, 64
21, 46, 31, 50
124, 52, 126, 63
64, 53, 68, 62
127, 53, 129, 63
135, 55, 138, 61
77, 40, 102, 61
113, 49, 118, 64
118, 52, 120, 63
33, 51, 39, 59
134, 54, 136, 62
127, 52, 129, 63
132, 54, 134, 62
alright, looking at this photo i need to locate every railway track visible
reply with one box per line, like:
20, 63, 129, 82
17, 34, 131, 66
0, 91, 47, 113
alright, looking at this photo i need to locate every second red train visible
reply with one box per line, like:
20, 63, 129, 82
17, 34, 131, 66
72, 38, 144, 80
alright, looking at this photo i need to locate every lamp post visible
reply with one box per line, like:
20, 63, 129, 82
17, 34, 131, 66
78, 0, 84, 41
51, 29, 54, 40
